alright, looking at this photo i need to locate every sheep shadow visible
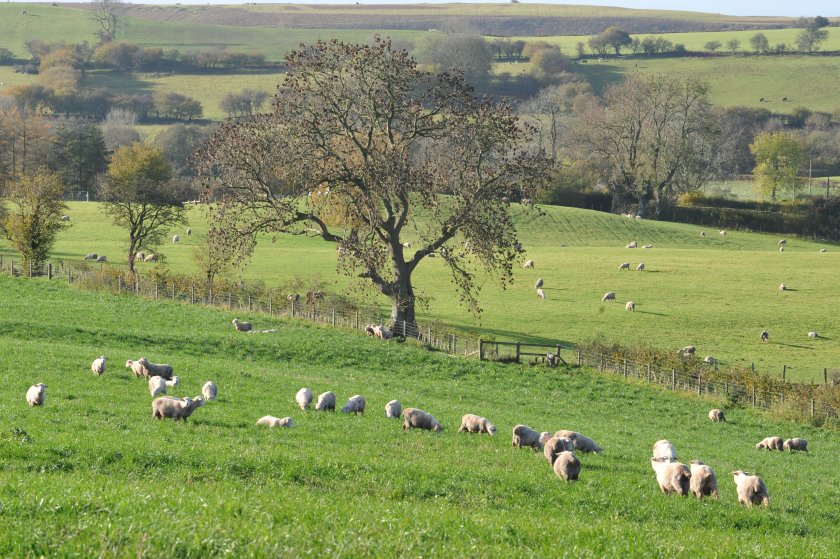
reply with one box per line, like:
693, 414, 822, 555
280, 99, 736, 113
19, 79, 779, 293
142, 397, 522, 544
637, 310, 669, 317
772, 342, 812, 350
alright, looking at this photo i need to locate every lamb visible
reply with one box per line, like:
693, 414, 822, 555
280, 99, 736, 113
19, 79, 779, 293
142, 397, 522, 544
626, 241, 637, 248
602, 292, 616, 302
341, 395, 366, 415
186, 228, 192, 236
149, 376, 167, 397
523, 260, 535, 269
151, 396, 205, 422
553, 451, 581, 481
512, 424, 543, 450
719, 230, 726, 236
779, 246, 785, 253
315, 391, 336, 412
760, 330, 769, 342
534, 278, 544, 289
165, 376, 180, 388
458, 414, 496, 435
543, 435, 574, 465
708, 409, 726, 422
755, 436, 784, 451
202, 381, 218, 401
704, 356, 717, 366
679, 345, 696, 357
536, 288, 545, 299
688, 460, 718, 499
553, 430, 603, 453
652, 439, 677, 462
137, 357, 174, 380
636, 262, 645, 271
808, 331, 818, 339
26, 383, 46, 406
296, 388, 313, 410
819, 248, 827, 253
402, 408, 444, 431
91, 356, 107, 376
642, 244, 654, 249
95, 256, 107, 263
144, 253, 158, 262
232, 318, 253, 332
136, 252, 146, 261
783, 438, 808, 452
732, 471, 769, 507
619, 262, 630, 270
385, 400, 401, 418
84, 253, 97, 261
625, 301, 635, 312
700, 231, 705, 237
650, 459, 691, 496
60, 215, 71, 221
172, 234, 180, 243
779, 283, 786, 291
256, 416, 293, 428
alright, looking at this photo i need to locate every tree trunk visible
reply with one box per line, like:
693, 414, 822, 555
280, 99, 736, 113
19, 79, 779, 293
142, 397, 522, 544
389, 272, 416, 326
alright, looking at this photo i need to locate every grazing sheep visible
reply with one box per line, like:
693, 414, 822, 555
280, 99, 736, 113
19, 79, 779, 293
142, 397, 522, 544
626, 241, 637, 248
719, 230, 726, 236
26, 383, 46, 407
783, 438, 808, 452
760, 330, 769, 342
315, 391, 336, 412
305, 290, 326, 304
779, 283, 787, 291
95, 256, 107, 263
636, 262, 645, 271
700, 231, 705, 237
554, 451, 581, 481
366, 324, 393, 340
60, 215, 71, 221
642, 244, 653, 249
136, 252, 146, 261
136, 358, 174, 380
149, 376, 167, 397
91, 356, 107, 376
144, 253, 158, 262
778, 239, 786, 245
755, 436, 784, 451
650, 459, 691, 496
341, 395, 366, 415
126, 359, 145, 378
402, 408, 444, 431
296, 388, 313, 410
689, 460, 718, 499
808, 331, 818, 339
458, 414, 496, 435
732, 471, 769, 507
402, 242, 411, 248
545, 352, 560, 367
172, 234, 180, 244
652, 439, 677, 462
779, 246, 785, 253
256, 416, 293, 428
544, 435, 574, 465
287, 293, 300, 302
186, 228, 192, 235
708, 409, 726, 422
625, 301, 635, 312
165, 376, 180, 388
536, 288, 546, 299
534, 278, 544, 289
512, 424, 543, 450
84, 253, 97, 261
554, 430, 603, 453
523, 260, 535, 269
679, 345, 696, 357
819, 248, 827, 253
385, 400, 401, 418
202, 381, 218, 401
704, 356, 717, 366
619, 262, 630, 270
602, 292, 616, 303
232, 318, 253, 332
151, 396, 205, 422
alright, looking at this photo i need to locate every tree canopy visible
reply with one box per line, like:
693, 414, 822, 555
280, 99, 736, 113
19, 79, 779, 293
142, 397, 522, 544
750, 131, 806, 200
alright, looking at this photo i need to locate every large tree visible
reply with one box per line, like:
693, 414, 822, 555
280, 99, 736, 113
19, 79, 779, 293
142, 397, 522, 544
91, 0, 123, 42
795, 18, 829, 53
750, 131, 806, 199
101, 143, 188, 273
197, 39, 549, 324
574, 74, 719, 216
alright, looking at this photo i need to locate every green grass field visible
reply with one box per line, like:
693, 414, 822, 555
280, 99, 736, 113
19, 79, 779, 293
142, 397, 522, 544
2, 202, 837, 383
0, 276, 837, 556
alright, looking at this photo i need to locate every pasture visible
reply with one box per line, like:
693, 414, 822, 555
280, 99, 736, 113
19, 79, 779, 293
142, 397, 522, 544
3, 202, 837, 383
0, 276, 838, 557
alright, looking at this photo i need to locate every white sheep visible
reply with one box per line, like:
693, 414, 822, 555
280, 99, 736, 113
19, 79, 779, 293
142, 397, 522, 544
523, 260, 535, 269
95, 256, 107, 263
26, 383, 46, 407
315, 391, 336, 412
642, 244, 653, 249
534, 278, 544, 289
553, 430, 603, 453
385, 400, 401, 418
688, 460, 718, 499
172, 234, 180, 243
636, 262, 645, 271
232, 318, 253, 332
708, 409, 726, 422
543, 435, 574, 465
287, 293, 300, 302
779, 246, 784, 253
778, 239, 786, 245
144, 253, 158, 262
402, 408, 444, 431
512, 424, 543, 450
652, 439, 677, 462
151, 396, 205, 422
165, 376, 180, 388
704, 356, 717, 366
202, 381, 218, 401
625, 301, 635, 312
149, 376, 167, 397
760, 330, 769, 342
732, 470, 769, 507
619, 262, 630, 270
779, 283, 786, 291
536, 288, 545, 299
553, 451, 581, 481
783, 438, 808, 452
601, 292, 616, 303
679, 345, 696, 356
186, 228, 192, 235
296, 388, 313, 410
126, 359, 145, 378
84, 253, 97, 261
458, 414, 496, 435
700, 231, 705, 237
60, 215, 71, 221
808, 331, 818, 339
136, 357, 174, 380
91, 356, 107, 376
136, 252, 146, 261
256, 416, 293, 428
650, 459, 691, 496
719, 230, 726, 236
819, 248, 827, 253
341, 395, 366, 415
755, 436, 784, 451
626, 241, 637, 248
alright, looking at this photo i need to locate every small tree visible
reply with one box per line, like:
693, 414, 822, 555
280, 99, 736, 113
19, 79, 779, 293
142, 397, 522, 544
101, 143, 188, 273
750, 33, 769, 53
2, 170, 68, 274
727, 38, 741, 52
91, 0, 123, 41
795, 18, 829, 53
750, 131, 806, 200
600, 27, 632, 55
704, 40, 722, 53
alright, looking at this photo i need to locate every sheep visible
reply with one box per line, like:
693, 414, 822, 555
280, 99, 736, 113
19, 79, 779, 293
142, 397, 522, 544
341, 395, 366, 415
296, 388, 313, 410
144, 253, 158, 262
536, 288, 546, 299
306, 290, 326, 304
512, 424, 543, 450
760, 330, 769, 342
626, 241, 637, 248
808, 331, 818, 339
779, 246, 785, 253
91, 356, 107, 376
539, 431, 553, 445
779, 283, 786, 291
778, 239, 786, 245
126, 359, 145, 378
402, 242, 411, 248
287, 293, 300, 302
385, 400, 401, 418
619, 262, 630, 270
650, 459, 691, 496
534, 278, 544, 289
136, 357, 174, 380
708, 409, 726, 422
719, 230, 726, 236
652, 439, 677, 462
458, 414, 496, 435
636, 262, 645, 271
544, 435, 574, 465
819, 248, 827, 253
625, 301, 635, 312
370, 324, 393, 340
700, 231, 705, 237
26, 383, 46, 407
232, 318, 253, 332
679, 345, 696, 357
688, 460, 718, 499
315, 391, 336, 412
151, 396, 205, 422
95, 256, 107, 263
186, 228, 192, 235
553, 430, 603, 453
545, 352, 560, 367
84, 253, 97, 261
642, 244, 654, 249
165, 376, 180, 388
136, 252, 146, 261
704, 356, 717, 366
402, 408, 443, 431
732, 470, 769, 507
601, 292, 616, 303
755, 436, 784, 451
149, 376, 167, 397
523, 260, 535, 269
172, 234, 180, 244
554, 451, 581, 481
256, 416, 293, 428
202, 381, 218, 401
783, 438, 808, 452
60, 215, 71, 221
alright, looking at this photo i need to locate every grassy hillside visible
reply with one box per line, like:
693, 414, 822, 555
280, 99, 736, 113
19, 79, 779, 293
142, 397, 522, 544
2, 203, 838, 383
0, 276, 837, 556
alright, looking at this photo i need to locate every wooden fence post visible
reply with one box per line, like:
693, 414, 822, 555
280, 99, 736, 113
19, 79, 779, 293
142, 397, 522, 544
697, 375, 702, 396
332, 308, 336, 327
28, 261, 32, 278
623, 358, 628, 378
479, 340, 484, 361
825, 368, 828, 384
48, 263, 52, 280
577, 349, 582, 366
782, 365, 786, 382
67, 268, 71, 283
172, 284, 176, 301
452, 334, 456, 354
752, 386, 756, 407
269, 297, 272, 314
516, 342, 521, 363
155, 283, 158, 299
118, 275, 122, 292
811, 398, 815, 417
191, 284, 195, 304
248, 295, 252, 312
671, 369, 676, 390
